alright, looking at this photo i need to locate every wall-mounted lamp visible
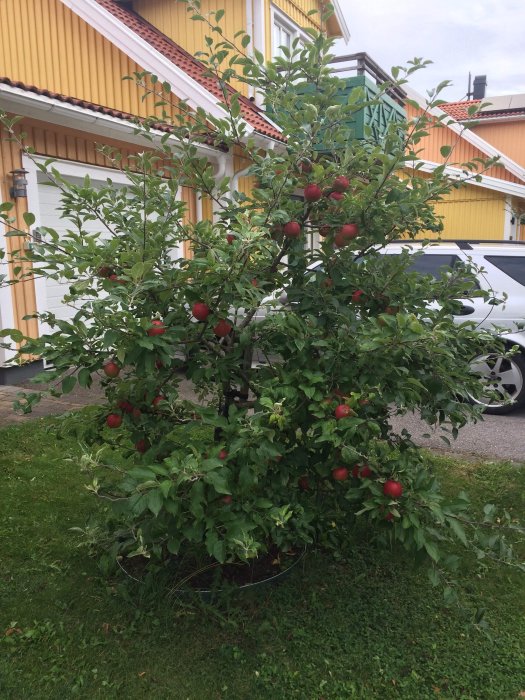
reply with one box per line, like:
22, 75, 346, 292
9, 168, 29, 199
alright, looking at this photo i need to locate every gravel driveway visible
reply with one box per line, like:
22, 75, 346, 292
2, 379, 524, 464
390, 405, 525, 463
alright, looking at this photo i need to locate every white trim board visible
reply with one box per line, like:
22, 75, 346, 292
413, 159, 525, 198
405, 86, 525, 184
0, 82, 228, 163
331, 0, 351, 42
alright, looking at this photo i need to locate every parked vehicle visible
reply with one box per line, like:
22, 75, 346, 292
257, 240, 525, 414
379, 241, 525, 414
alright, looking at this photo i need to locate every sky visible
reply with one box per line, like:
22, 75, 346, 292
332, 0, 525, 102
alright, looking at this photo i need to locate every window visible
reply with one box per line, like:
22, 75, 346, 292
485, 256, 525, 287
271, 6, 308, 60
406, 254, 462, 279
273, 20, 292, 59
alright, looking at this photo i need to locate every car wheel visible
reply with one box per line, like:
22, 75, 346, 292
469, 352, 525, 415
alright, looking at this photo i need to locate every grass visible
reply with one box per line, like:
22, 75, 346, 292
1, 413, 525, 699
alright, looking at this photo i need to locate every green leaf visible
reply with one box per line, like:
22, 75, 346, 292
448, 517, 468, 546
61, 375, 77, 394
23, 212, 36, 226
77, 368, 92, 388
147, 489, 164, 516
424, 541, 440, 563
440, 145, 452, 158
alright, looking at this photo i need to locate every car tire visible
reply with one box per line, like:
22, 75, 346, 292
469, 351, 525, 415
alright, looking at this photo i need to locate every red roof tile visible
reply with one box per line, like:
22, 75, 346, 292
0, 76, 223, 148
440, 100, 482, 121
94, 0, 284, 142
442, 99, 525, 122
0, 76, 146, 121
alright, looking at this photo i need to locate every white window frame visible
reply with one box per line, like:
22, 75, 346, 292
270, 4, 310, 60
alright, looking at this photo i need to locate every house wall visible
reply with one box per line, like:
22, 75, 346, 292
471, 120, 525, 169
0, 117, 200, 341
272, 0, 322, 30
0, 0, 182, 119
430, 184, 506, 240
133, 0, 248, 94
406, 104, 521, 185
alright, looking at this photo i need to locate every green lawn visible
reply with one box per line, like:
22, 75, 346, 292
1, 414, 524, 699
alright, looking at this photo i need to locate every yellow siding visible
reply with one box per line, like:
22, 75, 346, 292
0, 0, 183, 119
273, 0, 322, 30
1, 129, 43, 345
471, 121, 525, 169
431, 185, 505, 240
133, 0, 248, 94
406, 105, 521, 185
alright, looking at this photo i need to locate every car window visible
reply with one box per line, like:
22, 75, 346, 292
384, 252, 480, 291
484, 256, 525, 288
406, 254, 461, 278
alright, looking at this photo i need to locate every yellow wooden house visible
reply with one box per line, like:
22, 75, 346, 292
0, 0, 349, 381
405, 87, 525, 242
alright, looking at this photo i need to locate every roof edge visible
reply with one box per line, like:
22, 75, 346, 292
405, 86, 525, 184
328, 1, 350, 42
60, 0, 234, 121
412, 158, 525, 198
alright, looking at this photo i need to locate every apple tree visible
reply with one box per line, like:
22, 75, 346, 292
0, 4, 522, 584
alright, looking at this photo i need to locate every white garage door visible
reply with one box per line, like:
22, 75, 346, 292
35, 172, 110, 325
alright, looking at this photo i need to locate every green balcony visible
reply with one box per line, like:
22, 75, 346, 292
327, 53, 407, 141
267, 53, 406, 146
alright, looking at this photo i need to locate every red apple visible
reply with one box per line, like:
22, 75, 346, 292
319, 225, 331, 237
218, 449, 228, 460
329, 191, 344, 201
339, 224, 359, 239
155, 359, 164, 369
97, 266, 113, 278
333, 175, 350, 193
147, 319, 166, 336
360, 465, 373, 479
322, 277, 333, 288
108, 274, 126, 284
192, 302, 211, 322
334, 404, 351, 420
351, 289, 365, 303
213, 319, 233, 337
226, 233, 235, 245
298, 159, 313, 174
383, 479, 403, 499
283, 221, 301, 238
351, 465, 360, 478
221, 495, 233, 505
106, 413, 122, 429
251, 278, 258, 287
135, 438, 149, 453
132, 407, 142, 420
152, 395, 164, 407
385, 512, 394, 522
332, 466, 349, 481
304, 184, 323, 202
298, 476, 310, 491
103, 361, 120, 378
334, 231, 351, 248
117, 400, 133, 414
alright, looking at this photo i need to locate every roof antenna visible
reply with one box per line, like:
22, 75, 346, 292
466, 72, 472, 100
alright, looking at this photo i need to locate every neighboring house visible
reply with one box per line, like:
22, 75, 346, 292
0, 0, 348, 381
405, 87, 525, 242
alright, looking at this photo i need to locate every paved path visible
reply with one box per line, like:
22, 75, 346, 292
390, 407, 525, 464
1, 382, 524, 463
